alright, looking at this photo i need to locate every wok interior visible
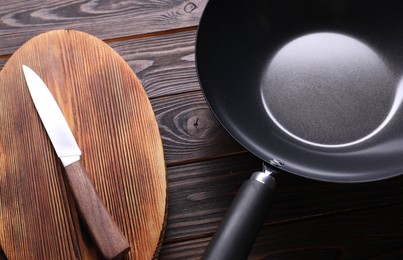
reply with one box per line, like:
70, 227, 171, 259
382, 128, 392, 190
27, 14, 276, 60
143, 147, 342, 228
196, 0, 403, 182
261, 32, 400, 148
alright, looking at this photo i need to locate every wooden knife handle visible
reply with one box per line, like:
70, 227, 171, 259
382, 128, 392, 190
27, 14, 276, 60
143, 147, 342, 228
64, 161, 130, 260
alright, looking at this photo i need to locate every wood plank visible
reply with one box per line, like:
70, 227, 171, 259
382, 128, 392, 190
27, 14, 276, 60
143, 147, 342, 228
0, 0, 208, 55
1, 30, 200, 99
109, 30, 199, 98
160, 237, 209, 259
160, 203, 403, 259
162, 152, 403, 242
151, 91, 245, 165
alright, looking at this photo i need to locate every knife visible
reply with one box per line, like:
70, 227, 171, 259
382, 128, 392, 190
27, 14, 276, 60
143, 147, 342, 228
22, 65, 130, 260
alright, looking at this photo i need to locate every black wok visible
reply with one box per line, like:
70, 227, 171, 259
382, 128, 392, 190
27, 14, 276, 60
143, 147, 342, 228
196, 0, 403, 259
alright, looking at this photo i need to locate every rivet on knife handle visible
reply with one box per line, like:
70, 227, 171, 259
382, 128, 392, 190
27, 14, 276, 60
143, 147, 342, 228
22, 65, 130, 259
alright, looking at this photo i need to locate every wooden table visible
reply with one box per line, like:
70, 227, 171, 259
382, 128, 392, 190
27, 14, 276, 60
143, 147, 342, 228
1, 1, 403, 259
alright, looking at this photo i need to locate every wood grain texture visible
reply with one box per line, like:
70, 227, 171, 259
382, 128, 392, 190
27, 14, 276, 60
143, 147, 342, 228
0, 0, 208, 56
151, 91, 245, 165
2, 30, 200, 99
109, 30, 200, 99
0, 30, 166, 259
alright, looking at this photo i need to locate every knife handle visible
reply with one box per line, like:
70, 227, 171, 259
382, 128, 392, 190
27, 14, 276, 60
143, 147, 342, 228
64, 161, 130, 260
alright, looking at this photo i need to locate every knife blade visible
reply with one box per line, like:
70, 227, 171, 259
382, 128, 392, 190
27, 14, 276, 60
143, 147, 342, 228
22, 65, 130, 260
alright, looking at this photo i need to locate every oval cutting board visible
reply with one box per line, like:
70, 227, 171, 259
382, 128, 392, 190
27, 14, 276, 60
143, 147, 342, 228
0, 30, 167, 259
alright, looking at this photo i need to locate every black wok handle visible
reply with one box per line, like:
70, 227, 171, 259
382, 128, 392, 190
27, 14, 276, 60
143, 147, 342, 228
202, 164, 278, 260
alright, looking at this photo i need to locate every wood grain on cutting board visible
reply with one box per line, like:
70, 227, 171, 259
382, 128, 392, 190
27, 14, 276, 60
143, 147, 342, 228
0, 30, 167, 259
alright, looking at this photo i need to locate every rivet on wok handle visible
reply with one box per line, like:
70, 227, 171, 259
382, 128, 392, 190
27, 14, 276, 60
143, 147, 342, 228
202, 164, 278, 260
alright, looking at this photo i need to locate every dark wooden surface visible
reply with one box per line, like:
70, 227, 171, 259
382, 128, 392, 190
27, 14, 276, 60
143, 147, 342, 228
1, 1, 403, 259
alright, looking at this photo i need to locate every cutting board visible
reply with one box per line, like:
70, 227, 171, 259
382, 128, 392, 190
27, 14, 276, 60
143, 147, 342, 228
0, 30, 167, 259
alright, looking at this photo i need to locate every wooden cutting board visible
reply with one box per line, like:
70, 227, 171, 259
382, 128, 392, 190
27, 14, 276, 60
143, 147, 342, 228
0, 30, 167, 259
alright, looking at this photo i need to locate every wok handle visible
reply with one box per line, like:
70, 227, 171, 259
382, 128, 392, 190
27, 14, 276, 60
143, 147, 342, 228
202, 164, 277, 260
